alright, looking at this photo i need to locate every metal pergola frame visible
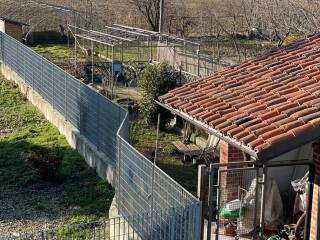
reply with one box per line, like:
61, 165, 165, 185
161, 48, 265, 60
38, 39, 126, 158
68, 23, 202, 68
71, 24, 200, 51
67, 24, 204, 99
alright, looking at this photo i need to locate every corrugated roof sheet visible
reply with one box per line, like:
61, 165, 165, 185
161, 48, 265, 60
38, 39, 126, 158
159, 34, 320, 161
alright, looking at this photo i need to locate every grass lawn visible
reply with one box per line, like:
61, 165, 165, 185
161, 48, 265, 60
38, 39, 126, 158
130, 119, 198, 194
0, 75, 114, 236
32, 44, 83, 64
31, 44, 158, 65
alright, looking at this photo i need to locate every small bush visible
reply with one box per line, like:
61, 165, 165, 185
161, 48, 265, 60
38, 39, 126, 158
139, 62, 179, 127
23, 146, 63, 182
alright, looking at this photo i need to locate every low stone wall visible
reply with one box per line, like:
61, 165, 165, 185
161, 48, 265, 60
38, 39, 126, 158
0, 63, 116, 186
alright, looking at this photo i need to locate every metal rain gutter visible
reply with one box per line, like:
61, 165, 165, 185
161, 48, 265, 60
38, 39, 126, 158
156, 101, 259, 160
157, 101, 320, 163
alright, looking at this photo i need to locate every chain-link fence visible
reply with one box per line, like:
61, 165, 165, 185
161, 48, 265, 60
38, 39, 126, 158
0, 32, 201, 240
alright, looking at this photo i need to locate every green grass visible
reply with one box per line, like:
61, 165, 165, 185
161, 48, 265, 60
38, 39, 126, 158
32, 44, 77, 64
32, 44, 158, 64
98, 45, 158, 63
26, 200, 48, 212
0, 75, 114, 226
130, 119, 198, 194
54, 214, 109, 239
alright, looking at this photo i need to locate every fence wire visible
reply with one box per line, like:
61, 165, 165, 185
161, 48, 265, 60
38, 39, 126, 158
0, 33, 201, 240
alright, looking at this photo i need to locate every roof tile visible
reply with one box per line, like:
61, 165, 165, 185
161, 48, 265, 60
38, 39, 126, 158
159, 34, 320, 157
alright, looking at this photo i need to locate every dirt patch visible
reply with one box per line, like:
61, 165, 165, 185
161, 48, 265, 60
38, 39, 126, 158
0, 183, 75, 238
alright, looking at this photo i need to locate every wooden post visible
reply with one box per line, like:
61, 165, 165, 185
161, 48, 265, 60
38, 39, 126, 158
198, 164, 209, 240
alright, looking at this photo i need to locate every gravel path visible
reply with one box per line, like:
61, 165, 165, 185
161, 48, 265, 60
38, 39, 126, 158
0, 182, 79, 238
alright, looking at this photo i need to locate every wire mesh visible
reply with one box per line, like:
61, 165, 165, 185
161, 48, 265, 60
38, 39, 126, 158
17, 214, 147, 240
0, 32, 126, 161
207, 164, 261, 240
0, 32, 202, 240
117, 115, 201, 240
211, 167, 260, 240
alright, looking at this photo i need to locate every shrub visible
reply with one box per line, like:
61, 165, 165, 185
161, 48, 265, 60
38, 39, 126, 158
139, 62, 179, 127
23, 146, 63, 182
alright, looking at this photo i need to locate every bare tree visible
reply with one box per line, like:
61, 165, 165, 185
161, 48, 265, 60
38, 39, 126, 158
129, 0, 160, 31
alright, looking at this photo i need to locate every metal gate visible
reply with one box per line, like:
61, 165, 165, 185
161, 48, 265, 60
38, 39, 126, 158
206, 160, 313, 240
207, 161, 261, 240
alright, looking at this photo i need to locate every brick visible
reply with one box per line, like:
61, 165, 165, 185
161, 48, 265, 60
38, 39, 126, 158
310, 141, 320, 240
219, 141, 244, 201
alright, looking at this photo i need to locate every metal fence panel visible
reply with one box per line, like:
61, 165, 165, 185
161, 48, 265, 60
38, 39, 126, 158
1, 32, 201, 240
117, 119, 201, 240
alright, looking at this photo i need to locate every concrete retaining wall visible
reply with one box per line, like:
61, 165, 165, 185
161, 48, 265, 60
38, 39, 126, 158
0, 63, 116, 186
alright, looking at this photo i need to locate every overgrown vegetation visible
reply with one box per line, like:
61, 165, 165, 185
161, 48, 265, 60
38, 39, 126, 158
138, 62, 179, 126
23, 146, 63, 182
32, 44, 76, 64
0, 75, 114, 234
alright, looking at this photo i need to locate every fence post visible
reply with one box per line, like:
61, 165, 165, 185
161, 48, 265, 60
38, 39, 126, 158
51, 64, 54, 109
117, 133, 121, 212
78, 79, 81, 132
184, 40, 187, 72
41, 57, 44, 96
207, 164, 219, 240
97, 94, 100, 151
197, 164, 208, 240
259, 164, 268, 238
197, 49, 200, 77
16, 39, 19, 75
22, 42, 26, 82
173, 44, 176, 68
196, 202, 203, 240
0, 33, 3, 64
64, 74, 67, 120
149, 36, 153, 61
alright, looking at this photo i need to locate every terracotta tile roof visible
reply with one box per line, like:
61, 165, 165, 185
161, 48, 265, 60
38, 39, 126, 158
159, 34, 320, 161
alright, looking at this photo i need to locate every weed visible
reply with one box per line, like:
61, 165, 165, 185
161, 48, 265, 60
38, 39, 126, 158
54, 215, 107, 239
23, 146, 63, 182
26, 200, 47, 212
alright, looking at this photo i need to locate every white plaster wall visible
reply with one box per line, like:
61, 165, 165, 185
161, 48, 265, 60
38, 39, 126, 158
0, 20, 5, 33
268, 142, 312, 194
